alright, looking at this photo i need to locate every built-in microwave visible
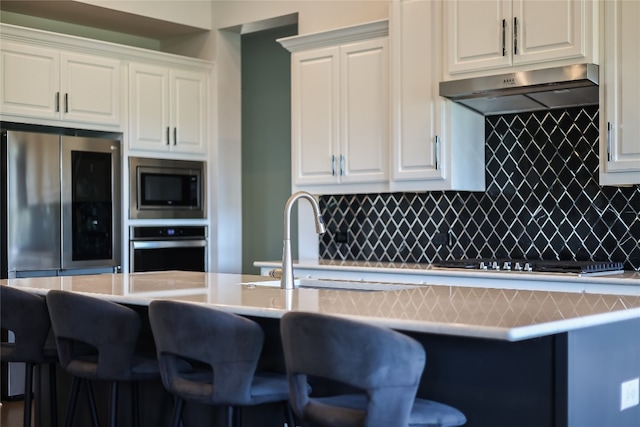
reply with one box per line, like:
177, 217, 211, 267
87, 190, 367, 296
129, 157, 205, 219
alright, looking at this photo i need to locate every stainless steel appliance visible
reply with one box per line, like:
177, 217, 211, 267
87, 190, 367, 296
439, 63, 599, 115
1, 126, 121, 279
129, 225, 207, 272
129, 157, 205, 219
432, 258, 624, 275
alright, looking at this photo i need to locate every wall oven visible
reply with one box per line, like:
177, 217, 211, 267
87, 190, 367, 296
129, 226, 207, 272
129, 157, 205, 219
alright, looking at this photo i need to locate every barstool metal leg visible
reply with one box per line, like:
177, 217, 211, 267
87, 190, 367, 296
23, 362, 33, 427
283, 402, 296, 427
65, 377, 80, 427
132, 381, 140, 427
84, 380, 100, 427
49, 363, 58, 427
109, 382, 118, 427
170, 397, 184, 427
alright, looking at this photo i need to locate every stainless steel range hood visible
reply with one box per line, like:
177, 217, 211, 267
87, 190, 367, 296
439, 64, 599, 116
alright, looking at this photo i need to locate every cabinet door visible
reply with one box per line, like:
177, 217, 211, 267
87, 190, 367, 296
513, 0, 587, 65
392, 0, 441, 182
600, 0, 640, 184
60, 52, 121, 126
446, 0, 590, 75
0, 41, 60, 119
171, 69, 208, 154
340, 38, 388, 184
291, 46, 340, 185
129, 63, 170, 151
446, 0, 512, 74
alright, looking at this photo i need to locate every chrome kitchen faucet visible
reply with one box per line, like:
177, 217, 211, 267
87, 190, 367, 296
278, 191, 326, 290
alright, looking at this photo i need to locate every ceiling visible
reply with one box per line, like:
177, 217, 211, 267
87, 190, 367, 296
0, 1, 208, 39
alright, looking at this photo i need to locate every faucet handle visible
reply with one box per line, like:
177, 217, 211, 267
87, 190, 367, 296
268, 268, 283, 279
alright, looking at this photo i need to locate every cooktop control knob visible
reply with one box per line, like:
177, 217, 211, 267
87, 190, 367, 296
514, 262, 523, 271
503, 261, 512, 271
479, 261, 487, 270
523, 262, 533, 272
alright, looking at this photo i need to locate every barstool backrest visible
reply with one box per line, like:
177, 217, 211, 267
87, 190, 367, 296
1, 286, 52, 363
46, 290, 141, 380
148, 300, 265, 405
280, 312, 426, 427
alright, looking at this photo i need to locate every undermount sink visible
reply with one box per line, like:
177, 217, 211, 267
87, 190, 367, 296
239, 278, 419, 292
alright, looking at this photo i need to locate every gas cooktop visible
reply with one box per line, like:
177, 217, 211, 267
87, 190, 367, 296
432, 258, 625, 275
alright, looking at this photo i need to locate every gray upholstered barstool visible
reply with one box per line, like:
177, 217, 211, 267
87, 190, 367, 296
1, 285, 59, 427
46, 290, 159, 427
280, 311, 467, 427
148, 299, 296, 427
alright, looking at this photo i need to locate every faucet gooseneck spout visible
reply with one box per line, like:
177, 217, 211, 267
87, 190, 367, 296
281, 191, 326, 290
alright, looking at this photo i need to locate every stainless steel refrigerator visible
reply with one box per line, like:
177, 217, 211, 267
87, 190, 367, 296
1, 126, 122, 398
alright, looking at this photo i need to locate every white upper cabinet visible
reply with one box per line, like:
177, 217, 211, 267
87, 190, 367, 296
599, 0, 640, 185
390, 0, 484, 191
1, 40, 121, 127
281, 21, 389, 193
129, 63, 209, 155
445, 0, 597, 77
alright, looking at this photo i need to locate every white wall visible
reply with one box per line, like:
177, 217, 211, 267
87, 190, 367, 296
76, 0, 213, 30
208, 1, 390, 273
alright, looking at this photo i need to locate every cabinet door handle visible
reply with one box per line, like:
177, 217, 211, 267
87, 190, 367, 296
166, 127, 170, 145
64, 93, 69, 113
513, 17, 518, 55
173, 128, 177, 145
331, 155, 336, 176
435, 135, 440, 170
607, 122, 612, 161
55, 92, 60, 112
502, 19, 506, 56
340, 154, 344, 176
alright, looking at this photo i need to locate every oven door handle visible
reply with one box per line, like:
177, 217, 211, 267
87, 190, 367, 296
131, 240, 206, 250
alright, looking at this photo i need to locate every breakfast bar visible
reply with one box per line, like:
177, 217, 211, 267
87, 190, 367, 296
3, 271, 640, 427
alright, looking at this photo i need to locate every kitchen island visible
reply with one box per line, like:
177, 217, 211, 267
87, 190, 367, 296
3, 271, 640, 427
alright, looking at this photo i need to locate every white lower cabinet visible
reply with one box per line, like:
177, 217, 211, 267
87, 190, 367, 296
129, 63, 209, 155
390, 0, 484, 192
599, 0, 640, 185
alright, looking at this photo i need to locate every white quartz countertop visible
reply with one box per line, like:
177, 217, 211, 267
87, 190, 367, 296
3, 271, 640, 342
255, 259, 640, 292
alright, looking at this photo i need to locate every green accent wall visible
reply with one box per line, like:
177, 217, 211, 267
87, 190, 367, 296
241, 24, 297, 275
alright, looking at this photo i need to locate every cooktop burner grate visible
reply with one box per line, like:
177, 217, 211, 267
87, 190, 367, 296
432, 259, 624, 274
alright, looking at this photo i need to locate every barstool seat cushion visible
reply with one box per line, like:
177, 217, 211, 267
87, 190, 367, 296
307, 394, 467, 427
